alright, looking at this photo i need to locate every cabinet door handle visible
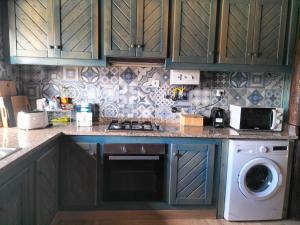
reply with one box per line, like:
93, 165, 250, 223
130, 44, 136, 48
247, 52, 252, 57
121, 145, 127, 153
208, 51, 214, 56
253, 53, 258, 57
54, 45, 61, 50
49, 45, 54, 49
137, 44, 143, 48
173, 152, 181, 158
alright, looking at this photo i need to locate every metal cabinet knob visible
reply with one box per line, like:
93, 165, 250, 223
173, 152, 181, 158
54, 45, 61, 49
49, 45, 54, 49
247, 52, 252, 56
141, 145, 146, 154
137, 44, 143, 48
208, 51, 214, 56
121, 145, 127, 153
130, 44, 136, 48
253, 53, 258, 57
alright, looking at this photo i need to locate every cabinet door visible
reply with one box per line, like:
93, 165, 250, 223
172, 0, 217, 63
136, 0, 169, 58
169, 144, 215, 205
219, 0, 256, 64
36, 144, 59, 225
60, 142, 98, 209
0, 167, 34, 225
54, 0, 99, 59
251, 0, 288, 65
9, 0, 50, 57
104, 0, 137, 57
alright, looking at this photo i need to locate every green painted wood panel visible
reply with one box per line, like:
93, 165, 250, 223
136, 0, 169, 58
252, 0, 288, 65
13, 0, 50, 57
219, 0, 255, 64
36, 144, 59, 225
0, 166, 34, 225
58, 0, 99, 59
172, 0, 218, 63
169, 144, 215, 205
60, 142, 98, 209
104, 0, 137, 57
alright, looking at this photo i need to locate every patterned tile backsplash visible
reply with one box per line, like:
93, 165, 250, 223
0, 14, 286, 120
14, 65, 285, 120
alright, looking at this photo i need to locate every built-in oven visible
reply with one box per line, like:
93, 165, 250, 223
103, 144, 165, 201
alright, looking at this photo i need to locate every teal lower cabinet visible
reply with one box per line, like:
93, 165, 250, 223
169, 144, 216, 205
36, 144, 59, 225
60, 142, 98, 209
0, 166, 35, 225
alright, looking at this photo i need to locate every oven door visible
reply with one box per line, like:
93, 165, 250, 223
240, 108, 274, 130
103, 154, 164, 201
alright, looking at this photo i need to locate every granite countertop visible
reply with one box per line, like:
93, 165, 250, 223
0, 122, 298, 170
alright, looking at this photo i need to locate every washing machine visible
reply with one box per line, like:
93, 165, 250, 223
224, 140, 289, 221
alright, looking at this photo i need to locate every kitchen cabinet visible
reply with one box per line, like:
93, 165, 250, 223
36, 144, 59, 225
169, 144, 215, 205
0, 166, 35, 225
219, 0, 288, 65
171, 0, 218, 63
104, 0, 169, 58
60, 142, 98, 209
6, 0, 99, 62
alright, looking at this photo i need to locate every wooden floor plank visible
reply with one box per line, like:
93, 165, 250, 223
51, 210, 300, 225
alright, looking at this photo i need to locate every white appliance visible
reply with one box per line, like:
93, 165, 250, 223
229, 104, 284, 131
17, 111, 49, 130
224, 140, 289, 221
76, 112, 92, 127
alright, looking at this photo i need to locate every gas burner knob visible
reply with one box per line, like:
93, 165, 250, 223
155, 124, 160, 130
259, 146, 268, 153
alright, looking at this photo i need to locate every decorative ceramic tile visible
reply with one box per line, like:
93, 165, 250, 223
155, 105, 178, 120
63, 67, 79, 81
99, 85, 119, 105
99, 66, 119, 86
138, 67, 169, 87
229, 72, 249, 88
137, 86, 156, 105
199, 72, 213, 88
137, 104, 156, 118
189, 88, 211, 107
247, 89, 265, 106
101, 103, 119, 117
80, 67, 100, 84
248, 72, 264, 88
82, 84, 102, 103
41, 83, 60, 99
23, 84, 40, 99
212, 72, 230, 88
264, 72, 285, 89
227, 88, 247, 106
119, 85, 138, 105
119, 104, 138, 118
211, 89, 228, 107
154, 87, 174, 106
0, 62, 7, 79
265, 89, 282, 107
119, 67, 138, 86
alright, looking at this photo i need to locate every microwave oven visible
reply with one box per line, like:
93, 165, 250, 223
229, 105, 284, 131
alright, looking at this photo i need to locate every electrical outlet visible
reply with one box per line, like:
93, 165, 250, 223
215, 89, 225, 97
151, 80, 160, 87
170, 70, 200, 85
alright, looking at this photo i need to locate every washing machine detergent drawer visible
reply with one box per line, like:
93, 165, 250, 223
224, 140, 289, 221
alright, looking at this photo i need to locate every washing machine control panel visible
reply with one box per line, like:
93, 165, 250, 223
259, 146, 268, 153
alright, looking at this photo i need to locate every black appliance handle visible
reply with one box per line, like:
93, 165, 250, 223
108, 155, 160, 161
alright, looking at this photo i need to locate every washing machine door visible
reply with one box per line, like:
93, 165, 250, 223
238, 158, 282, 201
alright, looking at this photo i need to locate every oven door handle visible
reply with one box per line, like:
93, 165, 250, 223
108, 156, 160, 160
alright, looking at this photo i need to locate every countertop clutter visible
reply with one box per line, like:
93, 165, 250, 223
0, 122, 297, 171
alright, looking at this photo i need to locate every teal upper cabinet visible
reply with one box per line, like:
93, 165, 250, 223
218, 0, 255, 64
8, 0, 99, 60
219, 0, 288, 65
104, 0, 169, 58
171, 0, 218, 63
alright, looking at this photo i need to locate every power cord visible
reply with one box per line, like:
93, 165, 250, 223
196, 95, 224, 110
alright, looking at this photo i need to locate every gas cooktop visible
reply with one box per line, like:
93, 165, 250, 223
107, 120, 160, 131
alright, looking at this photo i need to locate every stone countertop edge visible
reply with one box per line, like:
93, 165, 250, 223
0, 123, 297, 171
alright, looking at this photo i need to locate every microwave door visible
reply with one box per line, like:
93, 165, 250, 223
240, 108, 273, 130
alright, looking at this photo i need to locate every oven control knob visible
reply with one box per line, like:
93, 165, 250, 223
141, 145, 146, 154
121, 145, 127, 153
259, 146, 268, 153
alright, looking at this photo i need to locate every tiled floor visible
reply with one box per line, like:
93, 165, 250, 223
51, 211, 300, 225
